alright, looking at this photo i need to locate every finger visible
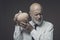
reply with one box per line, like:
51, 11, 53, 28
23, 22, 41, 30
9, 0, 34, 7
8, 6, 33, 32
20, 23, 25, 28
25, 26, 29, 30
20, 23, 28, 28
20, 22, 27, 26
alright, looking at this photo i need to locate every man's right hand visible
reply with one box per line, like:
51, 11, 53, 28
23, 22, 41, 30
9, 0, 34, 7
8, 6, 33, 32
20, 22, 33, 32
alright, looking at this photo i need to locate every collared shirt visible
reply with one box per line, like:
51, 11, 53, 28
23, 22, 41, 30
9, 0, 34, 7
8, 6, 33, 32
13, 20, 54, 40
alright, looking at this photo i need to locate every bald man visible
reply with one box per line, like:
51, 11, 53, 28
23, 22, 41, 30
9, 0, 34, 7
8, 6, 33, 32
13, 3, 54, 40
29, 3, 54, 40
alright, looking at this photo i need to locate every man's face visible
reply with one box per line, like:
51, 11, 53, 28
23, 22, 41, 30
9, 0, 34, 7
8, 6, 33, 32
30, 5, 42, 25
30, 4, 42, 25
31, 10, 42, 21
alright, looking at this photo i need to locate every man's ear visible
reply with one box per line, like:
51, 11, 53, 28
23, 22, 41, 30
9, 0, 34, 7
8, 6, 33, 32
29, 11, 32, 21
29, 11, 32, 17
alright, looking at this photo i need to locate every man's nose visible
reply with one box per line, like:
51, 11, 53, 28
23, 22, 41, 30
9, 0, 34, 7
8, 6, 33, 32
38, 15, 40, 18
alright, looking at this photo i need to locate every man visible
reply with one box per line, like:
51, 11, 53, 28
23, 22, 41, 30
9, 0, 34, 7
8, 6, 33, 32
13, 3, 54, 40
29, 3, 54, 40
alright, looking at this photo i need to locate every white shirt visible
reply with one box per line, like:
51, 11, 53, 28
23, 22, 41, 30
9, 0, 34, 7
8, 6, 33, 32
13, 20, 54, 40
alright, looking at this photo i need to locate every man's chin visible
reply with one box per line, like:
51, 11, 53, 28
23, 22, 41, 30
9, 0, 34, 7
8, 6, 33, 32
34, 20, 41, 25
37, 20, 41, 22
36, 22, 41, 25
34, 19, 43, 25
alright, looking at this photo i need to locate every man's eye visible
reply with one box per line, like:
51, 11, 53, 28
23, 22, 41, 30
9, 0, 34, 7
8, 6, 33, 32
39, 13, 42, 15
35, 14, 38, 16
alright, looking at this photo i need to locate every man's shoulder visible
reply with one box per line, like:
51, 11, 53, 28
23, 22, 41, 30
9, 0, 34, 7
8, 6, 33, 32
43, 20, 53, 27
43, 20, 54, 31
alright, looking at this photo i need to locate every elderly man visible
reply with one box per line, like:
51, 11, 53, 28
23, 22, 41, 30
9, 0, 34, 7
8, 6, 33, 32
13, 3, 54, 40
29, 3, 54, 40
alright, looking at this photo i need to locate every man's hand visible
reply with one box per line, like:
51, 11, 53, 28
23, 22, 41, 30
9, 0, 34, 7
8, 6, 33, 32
20, 22, 33, 32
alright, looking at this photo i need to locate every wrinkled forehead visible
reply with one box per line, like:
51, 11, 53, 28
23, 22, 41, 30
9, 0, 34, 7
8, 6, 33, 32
30, 3, 42, 12
30, 6, 42, 15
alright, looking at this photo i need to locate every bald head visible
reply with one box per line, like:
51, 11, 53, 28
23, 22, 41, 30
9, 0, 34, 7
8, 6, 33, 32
30, 3, 42, 12
17, 12, 29, 22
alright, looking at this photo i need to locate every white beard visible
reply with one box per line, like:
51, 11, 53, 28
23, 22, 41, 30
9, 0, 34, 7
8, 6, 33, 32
31, 15, 43, 26
34, 20, 42, 25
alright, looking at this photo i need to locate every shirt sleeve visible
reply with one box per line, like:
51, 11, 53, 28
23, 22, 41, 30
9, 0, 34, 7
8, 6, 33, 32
30, 23, 54, 40
13, 25, 22, 40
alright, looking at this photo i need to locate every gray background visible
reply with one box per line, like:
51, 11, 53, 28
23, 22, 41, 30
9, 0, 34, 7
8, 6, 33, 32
0, 0, 60, 40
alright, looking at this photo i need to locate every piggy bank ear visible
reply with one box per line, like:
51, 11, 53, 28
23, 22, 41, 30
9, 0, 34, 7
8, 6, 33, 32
17, 10, 23, 15
19, 10, 22, 13
13, 10, 22, 22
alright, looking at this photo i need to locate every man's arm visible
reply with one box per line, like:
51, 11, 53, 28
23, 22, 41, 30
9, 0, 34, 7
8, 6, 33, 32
13, 25, 23, 40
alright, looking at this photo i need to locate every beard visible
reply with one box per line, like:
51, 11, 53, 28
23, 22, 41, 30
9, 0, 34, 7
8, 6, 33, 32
31, 15, 43, 26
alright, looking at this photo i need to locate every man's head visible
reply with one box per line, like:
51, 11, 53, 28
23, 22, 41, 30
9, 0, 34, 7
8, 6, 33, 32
29, 3, 43, 25
17, 12, 29, 26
